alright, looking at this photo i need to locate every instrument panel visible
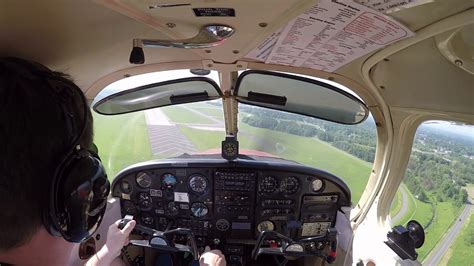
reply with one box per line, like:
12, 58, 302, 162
111, 157, 350, 263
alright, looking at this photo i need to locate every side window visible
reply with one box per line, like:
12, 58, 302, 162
390, 121, 474, 264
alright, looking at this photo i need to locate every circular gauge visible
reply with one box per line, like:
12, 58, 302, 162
191, 202, 209, 218
136, 172, 152, 188
167, 202, 179, 216
257, 220, 275, 233
120, 180, 132, 194
122, 201, 137, 215
216, 219, 230, 232
222, 141, 238, 159
280, 176, 299, 194
188, 175, 208, 194
162, 173, 177, 190
141, 213, 154, 226
311, 179, 324, 192
138, 192, 152, 209
260, 176, 278, 194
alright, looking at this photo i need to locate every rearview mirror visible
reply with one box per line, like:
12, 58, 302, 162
93, 77, 222, 115
234, 71, 368, 124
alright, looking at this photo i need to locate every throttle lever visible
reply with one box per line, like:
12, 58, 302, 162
119, 215, 158, 236
118, 215, 134, 230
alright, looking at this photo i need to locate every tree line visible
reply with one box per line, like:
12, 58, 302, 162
239, 105, 473, 207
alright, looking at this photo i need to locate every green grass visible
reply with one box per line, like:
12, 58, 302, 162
446, 210, 474, 266
162, 105, 214, 124
388, 185, 461, 262
418, 202, 463, 261
410, 199, 433, 227
241, 124, 372, 203
465, 183, 474, 199
179, 121, 372, 203
179, 125, 225, 151
93, 112, 152, 179
190, 106, 224, 120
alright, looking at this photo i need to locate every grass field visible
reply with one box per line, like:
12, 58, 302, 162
444, 209, 474, 266
388, 186, 461, 261
190, 105, 224, 120
178, 119, 372, 203
417, 202, 463, 261
162, 105, 214, 124
445, 184, 474, 266
93, 112, 152, 179
179, 125, 224, 150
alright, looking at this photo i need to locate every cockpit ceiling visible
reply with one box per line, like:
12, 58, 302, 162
0, 0, 473, 116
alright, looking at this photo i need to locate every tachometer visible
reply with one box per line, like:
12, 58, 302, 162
188, 174, 208, 193
280, 176, 299, 194
260, 176, 278, 194
162, 173, 177, 190
136, 172, 152, 188
190, 202, 209, 218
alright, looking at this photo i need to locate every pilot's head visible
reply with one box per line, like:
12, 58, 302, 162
0, 57, 108, 252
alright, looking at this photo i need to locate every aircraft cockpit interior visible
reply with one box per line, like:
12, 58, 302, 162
1, 0, 473, 265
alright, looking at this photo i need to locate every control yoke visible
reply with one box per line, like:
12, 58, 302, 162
251, 229, 338, 264
119, 215, 199, 260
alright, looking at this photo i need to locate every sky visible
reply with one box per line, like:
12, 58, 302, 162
422, 121, 474, 140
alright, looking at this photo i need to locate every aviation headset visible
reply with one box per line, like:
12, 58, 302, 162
0, 57, 110, 243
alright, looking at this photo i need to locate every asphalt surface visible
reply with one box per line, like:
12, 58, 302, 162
392, 186, 410, 224
423, 202, 473, 265
144, 109, 197, 156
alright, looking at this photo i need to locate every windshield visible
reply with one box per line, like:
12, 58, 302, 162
93, 70, 376, 204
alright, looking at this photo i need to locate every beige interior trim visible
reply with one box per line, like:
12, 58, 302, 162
363, 8, 474, 74
377, 107, 474, 222
436, 24, 474, 75
357, 7, 474, 226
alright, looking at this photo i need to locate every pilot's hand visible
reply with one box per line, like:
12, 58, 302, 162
85, 219, 136, 266
199, 249, 226, 266
104, 219, 136, 259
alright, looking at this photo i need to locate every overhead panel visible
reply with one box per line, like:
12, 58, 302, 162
95, 0, 317, 63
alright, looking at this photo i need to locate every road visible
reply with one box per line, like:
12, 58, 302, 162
392, 185, 410, 224
423, 202, 473, 265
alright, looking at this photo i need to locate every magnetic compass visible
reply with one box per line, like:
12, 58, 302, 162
221, 136, 239, 160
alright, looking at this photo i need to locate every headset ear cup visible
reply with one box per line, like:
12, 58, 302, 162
48, 149, 109, 242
